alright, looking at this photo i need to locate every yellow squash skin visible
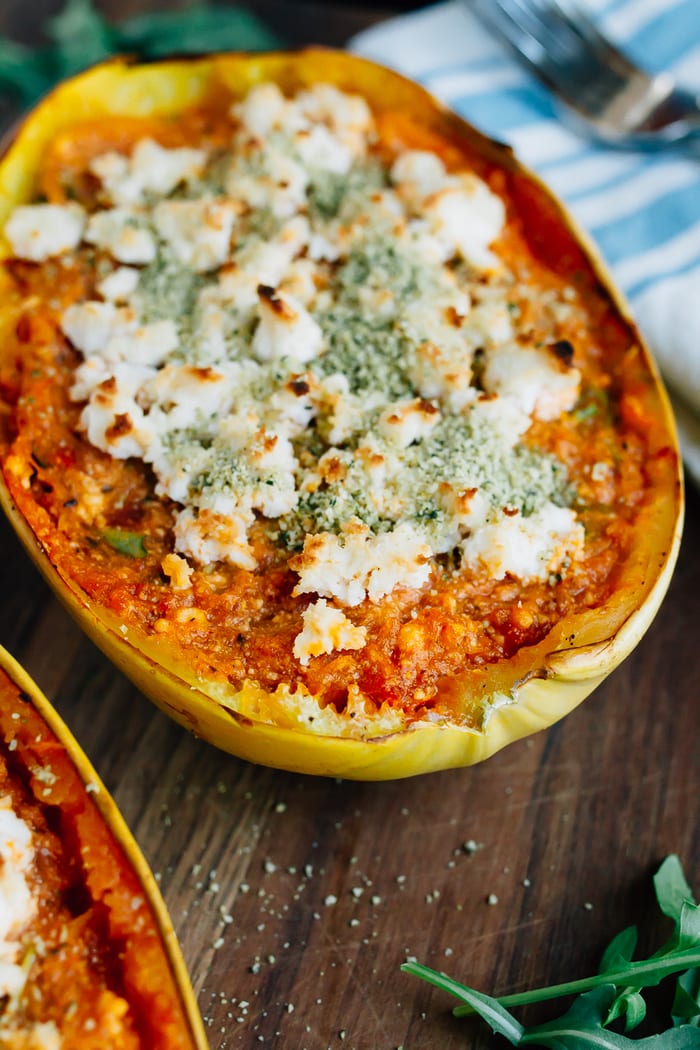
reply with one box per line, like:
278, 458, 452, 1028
0, 645, 208, 1047
0, 51, 684, 780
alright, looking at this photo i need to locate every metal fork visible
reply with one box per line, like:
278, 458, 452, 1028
466, 0, 700, 151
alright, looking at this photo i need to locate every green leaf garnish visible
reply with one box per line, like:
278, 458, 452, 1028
0, 0, 280, 107
400, 961, 525, 1044
100, 528, 147, 558
521, 988, 700, 1049
672, 970, 700, 1028
656, 856, 695, 924
117, 5, 280, 56
47, 0, 114, 77
404, 856, 700, 1047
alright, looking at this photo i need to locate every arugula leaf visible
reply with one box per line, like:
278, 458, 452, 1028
116, 5, 280, 55
599, 927, 645, 1029
0, 40, 51, 102
401, 961, 524, 1044
655, 857, 695, 923
404, 856, 700, 1048
600, 928, 639, 974
47, 0, 114, 77
605, 990, 647, 1032
100, 528, 147, 559
448, 946, 700, 1016
673, 970, 700, 1028
522, 988, 700, 1049
0, 0, 280, 109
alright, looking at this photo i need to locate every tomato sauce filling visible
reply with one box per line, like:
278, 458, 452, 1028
0, 98, 660, 727
0, 669, 194, 1048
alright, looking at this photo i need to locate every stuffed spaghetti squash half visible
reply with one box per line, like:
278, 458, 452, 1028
0, 51, 683, 778
0, 645, 207, 1048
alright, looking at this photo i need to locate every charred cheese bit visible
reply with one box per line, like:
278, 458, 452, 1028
460, 503, 584, 581
90, 138, 206, 206
483, 341, 582, 421
378, 398, 440, 448
4, 202, 85, 261
291, 522, 431, 607
252, 285, 324, 363
80, 363, 157, 459
293, 599, 367, 665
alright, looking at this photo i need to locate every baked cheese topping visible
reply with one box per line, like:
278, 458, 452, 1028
4, 82, 585, 669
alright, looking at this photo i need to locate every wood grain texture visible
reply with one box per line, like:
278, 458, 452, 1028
0, 3, 698, 1048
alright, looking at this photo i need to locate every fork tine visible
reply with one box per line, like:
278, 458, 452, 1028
468, 0, 634, 112
533, 0, 640, 77
468, 0, 700, 146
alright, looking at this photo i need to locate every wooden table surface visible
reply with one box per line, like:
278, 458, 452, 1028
1, 2, 698, 1048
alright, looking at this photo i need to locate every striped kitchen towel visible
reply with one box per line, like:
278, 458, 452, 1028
352, 0, 700, 480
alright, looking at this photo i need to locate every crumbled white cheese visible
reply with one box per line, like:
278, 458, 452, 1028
233, 82, 306, 139
62, 300, 130, 355
295, 83, 373, 156
266, 373, 318, 437
174, 506, 256, 570
409, 336, 476, 413
153, 199, 239, 272
483, 342, 581, 421
9, 1020, 62, 1049
80, 362, 158, 459
292, 522, 432, 606
140, 362, 239, 432
293, 599, 367, 665
294, 124, 354, 176
97, 265, 140, 303
4, 202, 85, 261
90, 138, 206, 206
378, 398, 440, 448
279, 257, 319, 306
227, 148, 308, 218
235, 82, 286, 136
0, 799, 35, 1000
61, 301, 178, 367
252, 287, 324, 363
391, 150, 447, 203
85, 207, 156, 265
314, 373, 369, 445
423, 175, 506, 270
460, 503, 584, 581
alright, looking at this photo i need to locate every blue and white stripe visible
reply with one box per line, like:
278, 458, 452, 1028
352, 0, 700, 476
